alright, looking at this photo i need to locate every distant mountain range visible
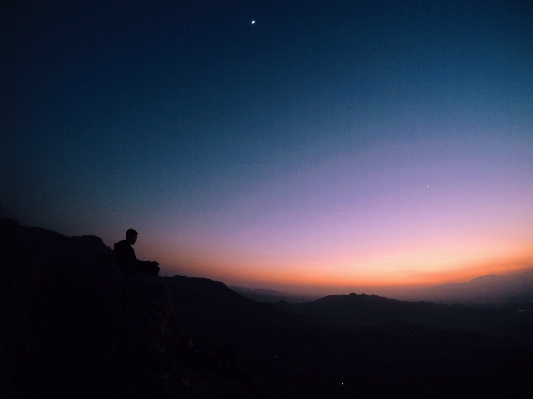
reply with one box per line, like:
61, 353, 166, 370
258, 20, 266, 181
415, 269, 533, 303
171, 274, 533, 348
2, 217, 533, 398
230, 286, 320, 303
234, 270, 533, 305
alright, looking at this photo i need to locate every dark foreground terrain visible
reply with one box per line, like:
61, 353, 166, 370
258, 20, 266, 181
1, 218, 532, 398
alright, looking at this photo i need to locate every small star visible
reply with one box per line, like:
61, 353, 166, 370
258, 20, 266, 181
251, 20, 256, 25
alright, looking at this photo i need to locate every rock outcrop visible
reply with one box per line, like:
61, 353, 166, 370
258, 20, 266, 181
0, 219, 243, 399
4, 218, 532, 399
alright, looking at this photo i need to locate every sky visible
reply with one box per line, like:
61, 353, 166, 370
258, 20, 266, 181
2, 0, 532, 296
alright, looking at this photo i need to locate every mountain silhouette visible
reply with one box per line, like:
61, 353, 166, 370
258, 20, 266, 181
419, 270, 533, 303
231, 286, 320, 303
284, 291, 533, 347
2, 218, 533, 399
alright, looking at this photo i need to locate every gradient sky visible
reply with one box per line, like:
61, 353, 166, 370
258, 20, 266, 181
2, 1, 532, 296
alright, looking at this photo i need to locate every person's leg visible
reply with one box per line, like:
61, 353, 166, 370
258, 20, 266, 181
139, 261, 159, 276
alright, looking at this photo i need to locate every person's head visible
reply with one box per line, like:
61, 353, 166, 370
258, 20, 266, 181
126, 228, 138, 245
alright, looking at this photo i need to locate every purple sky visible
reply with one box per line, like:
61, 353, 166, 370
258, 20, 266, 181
2, 1, 532, 295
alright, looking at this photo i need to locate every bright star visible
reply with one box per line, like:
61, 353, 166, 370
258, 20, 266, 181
251, 20, 256, 25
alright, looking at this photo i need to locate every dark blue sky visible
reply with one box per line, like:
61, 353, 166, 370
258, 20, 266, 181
2, 1, 532, 293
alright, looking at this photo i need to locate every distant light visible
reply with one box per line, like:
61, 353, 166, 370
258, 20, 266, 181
251, 20, 256, 25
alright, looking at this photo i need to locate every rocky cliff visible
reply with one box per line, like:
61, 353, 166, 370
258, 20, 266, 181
0, 219, 254, 399
2, 218, 533, 399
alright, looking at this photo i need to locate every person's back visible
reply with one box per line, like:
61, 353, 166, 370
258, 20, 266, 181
114, 238, 137, 274
114, 228, 159, 276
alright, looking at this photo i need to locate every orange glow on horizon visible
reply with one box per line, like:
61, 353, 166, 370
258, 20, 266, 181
158, 246, 533, 292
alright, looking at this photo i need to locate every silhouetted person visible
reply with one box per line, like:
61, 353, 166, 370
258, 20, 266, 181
114, 228, 160, 276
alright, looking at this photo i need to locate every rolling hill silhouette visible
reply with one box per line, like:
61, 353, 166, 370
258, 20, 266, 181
284, 292, 533, 348
231, 286, 319, 303
418, 270, 533, 303
2, 218, 533, 399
